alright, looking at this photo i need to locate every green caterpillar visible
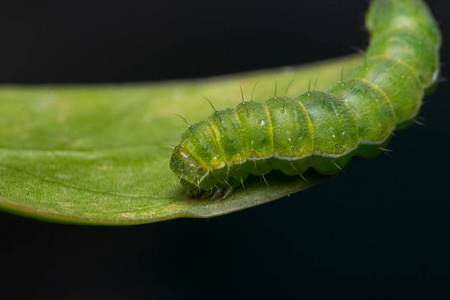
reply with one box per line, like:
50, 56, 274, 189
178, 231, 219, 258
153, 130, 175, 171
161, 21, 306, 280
170, 0, 441, 199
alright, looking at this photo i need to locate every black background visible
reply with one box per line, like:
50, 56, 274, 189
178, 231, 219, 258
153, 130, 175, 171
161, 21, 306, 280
1, 0, 450, 298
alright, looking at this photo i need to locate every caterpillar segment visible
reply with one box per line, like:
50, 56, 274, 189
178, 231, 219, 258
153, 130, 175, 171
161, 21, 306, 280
170, 0, 441, 199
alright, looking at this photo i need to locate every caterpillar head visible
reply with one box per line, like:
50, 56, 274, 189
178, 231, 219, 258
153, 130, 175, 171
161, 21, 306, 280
170, 144, 211, 194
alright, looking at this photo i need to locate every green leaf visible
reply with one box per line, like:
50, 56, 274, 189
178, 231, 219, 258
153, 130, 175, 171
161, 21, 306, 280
0, 55, 362, 225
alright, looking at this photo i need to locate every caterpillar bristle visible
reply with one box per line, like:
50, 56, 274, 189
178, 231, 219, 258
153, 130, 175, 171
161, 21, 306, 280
250, 82, 259, 102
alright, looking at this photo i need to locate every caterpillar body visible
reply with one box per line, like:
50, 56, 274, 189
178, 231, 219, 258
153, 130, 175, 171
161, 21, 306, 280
170, 0, 441, 199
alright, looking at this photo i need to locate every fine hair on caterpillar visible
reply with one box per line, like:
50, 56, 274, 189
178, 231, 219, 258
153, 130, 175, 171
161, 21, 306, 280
170, 0, 441, 200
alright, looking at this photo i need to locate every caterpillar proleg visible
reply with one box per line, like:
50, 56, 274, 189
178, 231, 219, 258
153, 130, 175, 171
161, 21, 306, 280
170, 0, 441, 199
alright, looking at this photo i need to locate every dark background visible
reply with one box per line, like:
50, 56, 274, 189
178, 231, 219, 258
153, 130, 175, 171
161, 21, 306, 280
1, 0, 450, 298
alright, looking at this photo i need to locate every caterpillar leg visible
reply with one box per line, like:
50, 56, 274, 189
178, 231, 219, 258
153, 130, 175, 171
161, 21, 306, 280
210, 187, 224, 201
222, 186, 234, 200
200, 190, 212, 200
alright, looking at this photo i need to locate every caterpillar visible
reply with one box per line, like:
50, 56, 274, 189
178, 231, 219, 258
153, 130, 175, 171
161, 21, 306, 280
170, 0, 441, 200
